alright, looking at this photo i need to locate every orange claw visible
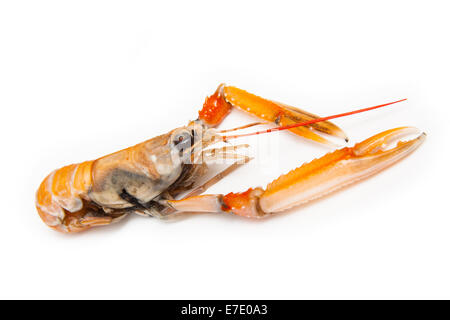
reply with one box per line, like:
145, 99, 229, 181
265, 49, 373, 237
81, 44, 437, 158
167, 127, 425, 217
198, 84, 348, 145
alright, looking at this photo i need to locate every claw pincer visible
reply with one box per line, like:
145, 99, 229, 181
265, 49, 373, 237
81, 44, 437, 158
199, 84, 348, 145
168, 127, 425, 217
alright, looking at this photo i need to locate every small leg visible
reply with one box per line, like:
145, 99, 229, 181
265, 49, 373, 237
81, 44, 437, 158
198, 84, 348, 145
166, 127, 425, 217
119, 188, 171, 218
79, 213, 127, 227
59, 208, 127, 232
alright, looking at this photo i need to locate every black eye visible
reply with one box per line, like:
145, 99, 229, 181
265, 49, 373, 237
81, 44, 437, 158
173, 131, 193, 152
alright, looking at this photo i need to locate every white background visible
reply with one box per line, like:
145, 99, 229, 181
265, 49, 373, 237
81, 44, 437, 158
0, 1, 448, 299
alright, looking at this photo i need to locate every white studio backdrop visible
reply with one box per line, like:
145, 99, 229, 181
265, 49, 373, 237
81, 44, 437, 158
0, 0, 448, 299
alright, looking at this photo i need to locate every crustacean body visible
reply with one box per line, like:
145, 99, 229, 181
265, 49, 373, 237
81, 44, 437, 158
36, 84, 425, 232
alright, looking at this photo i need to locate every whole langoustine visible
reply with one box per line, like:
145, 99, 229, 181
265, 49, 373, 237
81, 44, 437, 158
36, 84, 425, 232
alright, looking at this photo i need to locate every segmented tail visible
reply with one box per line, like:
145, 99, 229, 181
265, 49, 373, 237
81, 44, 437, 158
35, 161, 95, 232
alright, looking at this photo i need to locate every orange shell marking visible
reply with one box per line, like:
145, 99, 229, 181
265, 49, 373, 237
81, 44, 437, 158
35, 161, 93, 232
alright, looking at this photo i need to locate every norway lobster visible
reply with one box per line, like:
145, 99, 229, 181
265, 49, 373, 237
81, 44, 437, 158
36, 84, 425, 232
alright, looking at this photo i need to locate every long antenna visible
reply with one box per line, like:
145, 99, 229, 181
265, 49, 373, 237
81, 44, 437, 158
222, 98, 407, 141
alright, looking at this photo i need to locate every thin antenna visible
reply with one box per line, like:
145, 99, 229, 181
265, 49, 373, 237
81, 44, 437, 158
222, 98, 407, 141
